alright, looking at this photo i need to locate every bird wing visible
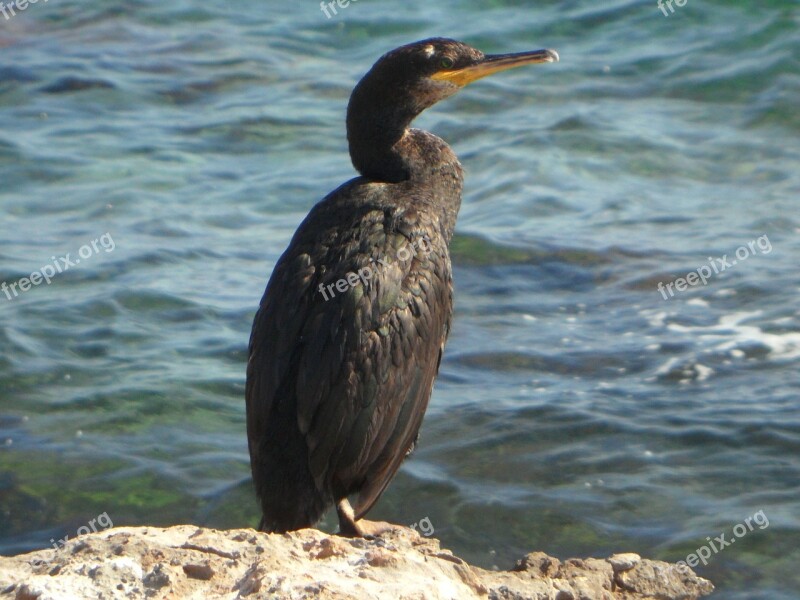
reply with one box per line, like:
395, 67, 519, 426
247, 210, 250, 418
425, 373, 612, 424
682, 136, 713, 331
246, 188, 452, 520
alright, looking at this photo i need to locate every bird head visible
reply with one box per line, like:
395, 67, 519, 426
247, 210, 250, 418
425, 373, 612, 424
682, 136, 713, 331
349, 38, 559, 119
346, 38, 558, 181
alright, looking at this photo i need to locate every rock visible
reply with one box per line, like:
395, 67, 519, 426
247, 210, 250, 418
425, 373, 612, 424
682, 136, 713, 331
0, 525, 714, 600
608, 553, 641, 572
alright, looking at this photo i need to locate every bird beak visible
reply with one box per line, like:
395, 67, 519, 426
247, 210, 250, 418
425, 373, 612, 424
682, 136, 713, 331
431, 48, 559, 87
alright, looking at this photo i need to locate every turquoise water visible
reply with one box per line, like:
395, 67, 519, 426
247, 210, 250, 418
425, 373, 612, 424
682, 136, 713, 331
1, 1, 798, 597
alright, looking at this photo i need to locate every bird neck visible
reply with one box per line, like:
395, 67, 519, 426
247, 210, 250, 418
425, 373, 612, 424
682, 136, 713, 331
346, 83, 464, 242
359, 127, 465, 244
397, 128, 464, 239
346, 93, 419, 182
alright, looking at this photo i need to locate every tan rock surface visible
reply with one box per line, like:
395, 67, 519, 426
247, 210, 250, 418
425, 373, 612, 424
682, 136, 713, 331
0, 525, 714, 599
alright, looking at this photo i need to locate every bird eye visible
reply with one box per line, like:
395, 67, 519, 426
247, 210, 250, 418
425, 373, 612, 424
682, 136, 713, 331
440, 57, 454, 69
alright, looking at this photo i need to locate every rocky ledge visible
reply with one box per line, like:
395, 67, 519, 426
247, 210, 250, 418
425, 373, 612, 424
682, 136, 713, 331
0, 525, 713, 599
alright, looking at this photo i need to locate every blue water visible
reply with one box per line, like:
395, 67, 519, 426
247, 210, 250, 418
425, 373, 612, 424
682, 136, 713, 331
1, 1, 798, 598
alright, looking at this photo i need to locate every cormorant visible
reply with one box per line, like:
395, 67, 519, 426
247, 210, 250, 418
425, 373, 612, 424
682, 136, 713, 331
246, 38, 558, 536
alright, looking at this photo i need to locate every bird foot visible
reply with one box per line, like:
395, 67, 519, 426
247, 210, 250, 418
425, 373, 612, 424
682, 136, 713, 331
335, 498, 400, 538
351, 519, 399, 538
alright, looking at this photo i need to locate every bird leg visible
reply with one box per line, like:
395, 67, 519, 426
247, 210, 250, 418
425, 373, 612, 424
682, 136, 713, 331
335, 498, 397, 538
336, 498, 363, 537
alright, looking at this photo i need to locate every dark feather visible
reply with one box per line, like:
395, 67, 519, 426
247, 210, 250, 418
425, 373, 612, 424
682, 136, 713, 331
245, 36, 556, 532
246, 172, 454, 530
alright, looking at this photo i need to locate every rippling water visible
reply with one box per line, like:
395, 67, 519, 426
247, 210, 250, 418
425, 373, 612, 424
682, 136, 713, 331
1, 1, 798, 598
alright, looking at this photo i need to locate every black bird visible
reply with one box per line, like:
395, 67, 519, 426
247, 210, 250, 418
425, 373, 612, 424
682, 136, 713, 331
246, 38, 558, 536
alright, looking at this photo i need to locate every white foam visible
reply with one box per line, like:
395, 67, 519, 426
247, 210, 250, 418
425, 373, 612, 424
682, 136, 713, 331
657, 310, 800, 361
654, 356, 715, 382
713, 318, 800, 360
687, 298, 709, 307
694, 364, 714, 381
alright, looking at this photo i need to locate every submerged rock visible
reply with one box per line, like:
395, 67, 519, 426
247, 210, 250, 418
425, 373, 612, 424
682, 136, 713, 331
0, 525, 713, 599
